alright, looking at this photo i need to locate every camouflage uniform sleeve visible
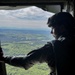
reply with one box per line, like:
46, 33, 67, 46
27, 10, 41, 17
4, 42, 53, 70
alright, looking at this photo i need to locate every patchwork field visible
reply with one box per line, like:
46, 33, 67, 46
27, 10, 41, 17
0, 29, 53, 75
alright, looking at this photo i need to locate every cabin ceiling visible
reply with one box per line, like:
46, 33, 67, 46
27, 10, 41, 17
0, 0, 68, 8
0, 0, 68, 4
0, 0, 74, 13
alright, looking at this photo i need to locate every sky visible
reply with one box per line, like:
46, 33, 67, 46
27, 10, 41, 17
0, 6, 55, 30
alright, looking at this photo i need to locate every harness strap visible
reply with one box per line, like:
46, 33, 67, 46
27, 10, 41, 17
50, 40, 60, 75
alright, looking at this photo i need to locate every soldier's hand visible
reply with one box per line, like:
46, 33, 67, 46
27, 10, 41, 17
0, 51, 4, 61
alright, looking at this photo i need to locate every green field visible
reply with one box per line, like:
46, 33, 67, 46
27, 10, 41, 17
0, 29, 53, 75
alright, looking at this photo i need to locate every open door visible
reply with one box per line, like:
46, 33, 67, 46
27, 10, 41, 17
0, 0, 74, 75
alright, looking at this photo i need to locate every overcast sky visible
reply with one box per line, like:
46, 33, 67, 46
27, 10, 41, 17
0, 6, 55, 30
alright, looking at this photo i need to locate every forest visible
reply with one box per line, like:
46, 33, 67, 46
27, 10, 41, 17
0, 29, 54, 75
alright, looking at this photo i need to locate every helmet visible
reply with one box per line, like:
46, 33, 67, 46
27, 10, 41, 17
47, 12, 75, 29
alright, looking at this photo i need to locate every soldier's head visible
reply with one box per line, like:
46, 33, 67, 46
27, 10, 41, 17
47, 12, 75, 39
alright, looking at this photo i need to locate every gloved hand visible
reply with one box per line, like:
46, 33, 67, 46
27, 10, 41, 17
0, 47, 4, 61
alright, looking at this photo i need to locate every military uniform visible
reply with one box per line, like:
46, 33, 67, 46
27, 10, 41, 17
4, 35, 74, 75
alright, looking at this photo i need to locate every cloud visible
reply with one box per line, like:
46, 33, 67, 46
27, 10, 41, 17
0, 6, 54, 30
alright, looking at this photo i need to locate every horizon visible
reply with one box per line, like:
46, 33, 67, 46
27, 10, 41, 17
0, 26, 51, 31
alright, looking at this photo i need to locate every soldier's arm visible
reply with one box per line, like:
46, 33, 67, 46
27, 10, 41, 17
4, 42, 53, 70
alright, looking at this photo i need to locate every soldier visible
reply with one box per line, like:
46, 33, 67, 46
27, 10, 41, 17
0, 12, 75, 75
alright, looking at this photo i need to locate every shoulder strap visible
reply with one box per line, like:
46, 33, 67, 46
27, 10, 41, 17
50, 40, 62, 75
